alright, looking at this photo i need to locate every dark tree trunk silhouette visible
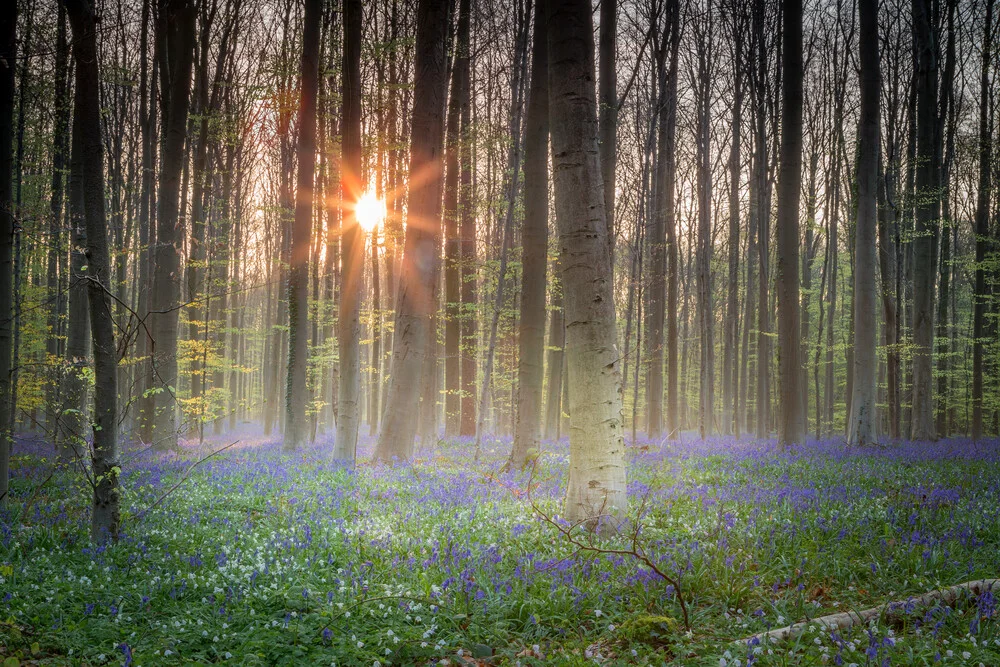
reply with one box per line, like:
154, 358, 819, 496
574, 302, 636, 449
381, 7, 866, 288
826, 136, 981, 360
285, 0, 322, 451
909, 0, 938, 441
150, 0, 196, 451
65, 0, 120, 542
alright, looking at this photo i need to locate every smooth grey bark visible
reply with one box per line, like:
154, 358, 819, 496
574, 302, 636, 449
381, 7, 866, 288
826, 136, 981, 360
374, 0, 448, 462
543, 261, 564, 440
548, 0, 626, 526
511, 0, 548, 468
909, 0, 938, 441
150, 0, 195, 451
848, 0, 880, 447
334, 0, 363, 461
775, 0, 806, 446
285, 0, 322, 451
65, 0, 120, 542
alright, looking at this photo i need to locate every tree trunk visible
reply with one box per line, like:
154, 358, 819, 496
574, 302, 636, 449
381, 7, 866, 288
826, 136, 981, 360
647, 0, 680, 440
374, 0, 448, 462
848, 0, 880, 447
598, 0, 616, 260
694, 12, 714, 440
548, 0, 626, 527
0, 0, 16, 499
65, 0, 120, 542
443, 0, 465, 438
909, 0, 938, 441
46, 3, 70, 437
334, 0, 363, 461
285, 0, 321, 451
775, 0, 805, 446
544, 260, 564, 440
510, 0, 548, 468
971, 0, 993, 441
877, 161, 899, 440
457, 0, 477, 439
935, 0, 957, 437
722, 7, 743, 437
150, 0, 196, 451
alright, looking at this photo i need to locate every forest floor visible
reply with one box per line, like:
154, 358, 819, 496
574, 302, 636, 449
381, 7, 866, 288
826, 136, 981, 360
1, 430, 999, 666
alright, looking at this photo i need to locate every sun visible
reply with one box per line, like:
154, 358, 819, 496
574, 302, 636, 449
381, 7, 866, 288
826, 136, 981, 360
354, 191, 386, 233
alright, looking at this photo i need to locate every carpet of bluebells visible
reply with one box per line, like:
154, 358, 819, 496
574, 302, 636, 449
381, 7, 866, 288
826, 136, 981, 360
2, 430, 1000, 666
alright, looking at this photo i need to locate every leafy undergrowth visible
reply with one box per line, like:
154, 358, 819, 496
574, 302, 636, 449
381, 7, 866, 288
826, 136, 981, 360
2, 431, 1000, 666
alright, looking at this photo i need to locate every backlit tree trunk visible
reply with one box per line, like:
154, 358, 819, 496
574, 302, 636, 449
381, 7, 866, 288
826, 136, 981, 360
374, 0, 448, 462
548, 0, 626, 526
334, 0, 363, 461
285, 0, 321, 451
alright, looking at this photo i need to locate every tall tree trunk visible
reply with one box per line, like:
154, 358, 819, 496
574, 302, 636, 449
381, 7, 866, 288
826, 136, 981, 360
457, 0, 477, 438
543, 260, 564, 439
46, 3, 69, 436
775, 0, 805, 446
137, 0, 157, 444
971, 0, 994, 441
598, 0, 616, 260
909, 0, 938, 441
548, 0, 625, 527
0, 0, 16, 499
934, 0, 956, 437
510, 0, 548, 468
285, 0, 321, 451
374, 0, 448, 462
694, 12, 714, 440
848, 0, 880, 447
877, 161, 899, 439
443, 0, 465, 438
65, 0, 120, 542
187, 6, 215, 417
334, 0, 363, 461
722, 6, 743, 437
647, 0, 680, 440
150, 0, 196, 451
59, 94, 91, 462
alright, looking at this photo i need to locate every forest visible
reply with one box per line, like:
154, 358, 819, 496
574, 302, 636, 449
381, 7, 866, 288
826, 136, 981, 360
0, 0, 999, 663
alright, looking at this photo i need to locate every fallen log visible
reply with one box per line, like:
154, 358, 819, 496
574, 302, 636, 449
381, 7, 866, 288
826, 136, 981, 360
739, 578, 998, 646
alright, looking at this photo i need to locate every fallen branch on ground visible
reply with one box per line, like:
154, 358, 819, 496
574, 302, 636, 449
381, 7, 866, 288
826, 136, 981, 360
740, 578, 999, 646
